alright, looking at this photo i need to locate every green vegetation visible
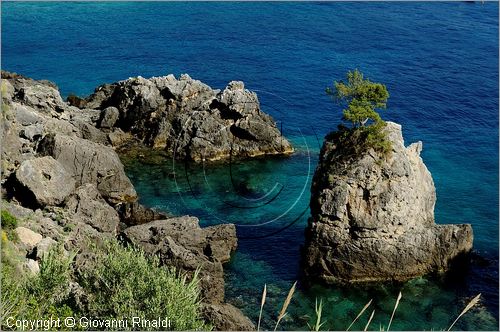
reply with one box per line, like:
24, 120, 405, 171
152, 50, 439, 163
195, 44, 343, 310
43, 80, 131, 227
0, 238, 209, 331
1, 243, 76, 330
326, 69, 392, 154
1, 210, 19, 242
80, 241, 209, 331
1, 210, 17, 229
307, 299, 325, 332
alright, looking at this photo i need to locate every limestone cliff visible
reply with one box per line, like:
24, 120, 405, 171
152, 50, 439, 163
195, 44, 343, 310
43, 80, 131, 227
303, 122, 473, 283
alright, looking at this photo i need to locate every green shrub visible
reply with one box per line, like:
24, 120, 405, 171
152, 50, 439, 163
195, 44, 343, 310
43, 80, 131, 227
1, 210, 17, 229
26, 247, 74, 309
0, 260, 24, 325
327, 121, 392, 158
1, 245, 75, 330
79, 241, 210, 331
1, 237, 209, 331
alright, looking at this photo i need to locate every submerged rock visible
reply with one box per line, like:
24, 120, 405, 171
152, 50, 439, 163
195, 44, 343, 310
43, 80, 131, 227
303, 122, 473, 283
83, 74, 294, 161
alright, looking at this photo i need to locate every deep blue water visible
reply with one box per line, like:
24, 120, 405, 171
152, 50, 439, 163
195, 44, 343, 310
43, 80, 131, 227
3, 2, 498, 330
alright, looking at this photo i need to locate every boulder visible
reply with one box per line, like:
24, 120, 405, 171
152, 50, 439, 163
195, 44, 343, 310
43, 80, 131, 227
20, 123, 44, 141
84, 74, 293, 161
33, 237, 57, 260
114, 201, 169, 226
98, 106, 120, 129
23, 259, 40, 275
13, 104, 44, 126
303, 122, 473, 283
14, 156, 75, 207
122, 217, 237, 303
38, 133, 137, 204
65, 184, 120, 234
107, 129, 133, 147
15, 80, 66, 113
73, 120, 109, 145
15, 227, 43, 249
201, 303, 255, 331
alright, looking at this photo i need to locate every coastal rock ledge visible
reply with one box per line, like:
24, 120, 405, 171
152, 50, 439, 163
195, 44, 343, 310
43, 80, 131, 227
78, 74, 294, 161
303, 122, 473, 283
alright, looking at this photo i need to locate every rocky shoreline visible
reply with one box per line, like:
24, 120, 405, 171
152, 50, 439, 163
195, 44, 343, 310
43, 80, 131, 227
303, 122, 473, 283
0, 71, 291, 330
71, 74, 294, 162
1, 71, 478, 329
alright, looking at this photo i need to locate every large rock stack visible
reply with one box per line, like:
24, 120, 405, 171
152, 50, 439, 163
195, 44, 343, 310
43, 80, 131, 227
303, 122, 473, 283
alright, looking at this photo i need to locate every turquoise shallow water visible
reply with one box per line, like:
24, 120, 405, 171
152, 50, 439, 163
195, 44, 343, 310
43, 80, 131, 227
3, 2, 498, 330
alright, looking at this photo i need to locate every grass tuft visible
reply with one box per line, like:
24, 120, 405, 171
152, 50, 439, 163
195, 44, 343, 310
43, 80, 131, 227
364, 309, 376, 331
347, 299, 372, 331
274, 281, 297, 331
447, 293, 481, 331
307, 298, 326, 331
257, 284, 267, 331
1, 210, 17, 229
387, 291, 402, 331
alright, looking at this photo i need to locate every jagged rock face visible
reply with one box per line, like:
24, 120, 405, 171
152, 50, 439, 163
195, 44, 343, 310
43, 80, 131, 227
65, 184, 120, 234
1, 73, 105, 182
84, 74, 293, 161
303, 122, 473, 283
114, 201, 169, 227
122, 217, 237, 304
38, 133, 137, 204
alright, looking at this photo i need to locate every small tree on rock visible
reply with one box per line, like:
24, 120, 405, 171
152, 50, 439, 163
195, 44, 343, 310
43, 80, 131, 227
326, 69, 392, 154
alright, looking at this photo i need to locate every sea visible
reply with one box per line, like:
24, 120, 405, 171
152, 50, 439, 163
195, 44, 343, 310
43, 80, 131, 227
2, 2, 498, 330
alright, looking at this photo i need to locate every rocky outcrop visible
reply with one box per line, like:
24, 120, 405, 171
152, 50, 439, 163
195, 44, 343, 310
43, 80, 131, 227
38, 133, 137, 204
82, 74, 293, 161
114, 201, 169, 227
14, 156, 75, 207
122, 216, 237, 304
303, 122, 473, 283
201, 303, 255, 331
65, 184, 120, 234
1, 71, 254, 329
